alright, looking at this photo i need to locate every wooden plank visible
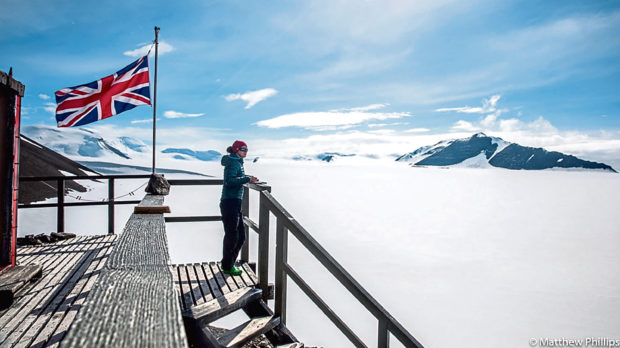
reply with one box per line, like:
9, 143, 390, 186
0, 238, 83, 330
241, 263, 258, 286
185, 263, 205, 306
3, 236, 105, 347
237, 263, 255, 288
0, 245, 85, 345
215, 262, 239, 293
191, 263, 213, 304
229, 263, 250, 290
0, 241, 74, 320
13, 236, 110, 347
200, 263, 223, 299
0, 264, 42, 309
177, 264, 195, 309
16, 237, 80, 270
170, 265, 185, 311
15, 241, 63, 266
27, 235, 116, 348
61, 195, 188, 348
218, 316, 280, 348
43, 236, 116, 348
133, 205, 171, 214
183, 287, 262, 327
209, 262, 232, 295
15, 242, 51, 264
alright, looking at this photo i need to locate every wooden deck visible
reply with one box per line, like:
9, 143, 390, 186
0, 235, 117, 347
171, 262, 259, 312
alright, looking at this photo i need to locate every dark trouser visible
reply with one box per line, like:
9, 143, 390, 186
220, 199, 246, 270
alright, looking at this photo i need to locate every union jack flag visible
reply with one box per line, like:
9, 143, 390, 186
55, 55, 151, 127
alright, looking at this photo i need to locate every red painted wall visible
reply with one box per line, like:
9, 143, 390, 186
10, 96, 21, 267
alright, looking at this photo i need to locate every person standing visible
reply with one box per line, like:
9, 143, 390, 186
220, 140, 259, 275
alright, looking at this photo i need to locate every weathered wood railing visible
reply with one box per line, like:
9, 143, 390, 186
243, 185, 424, 348
165, 179, 424, 348
18, 174, 150, 234
61, 194, 188, 347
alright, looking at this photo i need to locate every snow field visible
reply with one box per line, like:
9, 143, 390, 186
16, 161, 620, 347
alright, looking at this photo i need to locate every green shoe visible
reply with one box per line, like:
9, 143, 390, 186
222, 266, 243, 276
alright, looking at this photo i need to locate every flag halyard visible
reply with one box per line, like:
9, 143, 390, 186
55, 55, 151, 127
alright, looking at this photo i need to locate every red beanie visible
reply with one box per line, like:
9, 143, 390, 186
231, 140, 248, 153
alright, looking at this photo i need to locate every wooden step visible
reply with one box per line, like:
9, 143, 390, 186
183, 287, 262, 326
218, 316, 281, 348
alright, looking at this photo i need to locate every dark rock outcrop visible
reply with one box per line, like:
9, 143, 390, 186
416, 133, 497, 166
398, 133, 616, 172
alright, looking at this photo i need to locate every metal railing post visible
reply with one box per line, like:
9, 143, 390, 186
241, 185, 250, 262
274, 217, 288, 324
57, 179, 64, 232
379, 319, 390, 348
108, 178, 115, 235
258, 192, 270, 302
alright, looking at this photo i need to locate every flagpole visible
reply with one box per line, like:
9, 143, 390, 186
152, 26, 160, 174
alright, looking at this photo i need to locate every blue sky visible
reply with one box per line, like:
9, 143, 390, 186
2, 0, 620, 161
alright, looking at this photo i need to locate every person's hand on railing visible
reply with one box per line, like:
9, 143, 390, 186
249, 175, 260, 184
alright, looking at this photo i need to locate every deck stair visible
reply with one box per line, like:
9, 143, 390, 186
182, 287, 300, 348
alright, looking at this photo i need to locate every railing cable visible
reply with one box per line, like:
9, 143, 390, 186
33, 179, 147, 203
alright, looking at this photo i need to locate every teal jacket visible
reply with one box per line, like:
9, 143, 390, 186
221, 154, 250, 200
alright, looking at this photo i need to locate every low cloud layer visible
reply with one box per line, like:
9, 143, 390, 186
163, 110, 205, 119
256, 104, 411, 131
225, 88, 278, 109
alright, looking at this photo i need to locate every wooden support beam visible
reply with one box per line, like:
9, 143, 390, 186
258, 193, 270, 302
274, 218, 288, 324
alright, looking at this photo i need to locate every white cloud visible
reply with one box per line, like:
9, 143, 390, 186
452, 120, 479, 132
124, 41, 174, 57
348, 104, 389, 112
43, 102, 56, 114
38, 94, 50, 100
481, 113, 498, 128
405, 128, 431, 133
436, 95, 502, 114
163, 110, 205, 119
368, 129, 396, 135
225, 88, 278, 109
131, 118, 160, 124
368, 122, 409, 128
256, 105, 410, 130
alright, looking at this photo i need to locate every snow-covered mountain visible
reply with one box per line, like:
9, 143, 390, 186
22, 125, 146, 160
397, 133, 616, 172
161, 148, 221, 161
21, 125, 221, 163
19, 135, 100, 203
292, 152, 357, 162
